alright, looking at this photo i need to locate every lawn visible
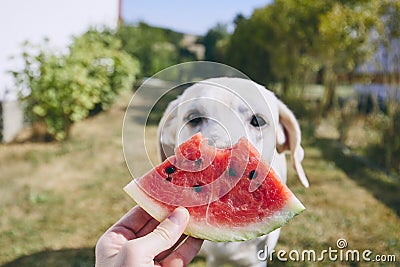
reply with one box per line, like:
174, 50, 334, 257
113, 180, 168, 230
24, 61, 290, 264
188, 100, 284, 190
0, 91, 399, 266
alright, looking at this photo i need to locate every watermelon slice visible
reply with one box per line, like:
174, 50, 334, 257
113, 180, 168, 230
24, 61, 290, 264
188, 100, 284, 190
124, 133, 305, 242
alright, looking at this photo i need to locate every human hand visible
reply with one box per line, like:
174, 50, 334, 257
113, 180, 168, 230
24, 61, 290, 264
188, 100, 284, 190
95, 206, 203, 267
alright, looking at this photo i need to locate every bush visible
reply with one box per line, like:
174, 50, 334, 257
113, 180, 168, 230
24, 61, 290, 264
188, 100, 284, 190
366, 101, 400, 173
13, 29, 140, 141
116, 23, 197, 78
337, 98, 358, 144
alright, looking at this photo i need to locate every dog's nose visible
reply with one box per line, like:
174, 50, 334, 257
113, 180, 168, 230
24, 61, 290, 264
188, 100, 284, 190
201, 119, 240, 149
206, 136, 233, 149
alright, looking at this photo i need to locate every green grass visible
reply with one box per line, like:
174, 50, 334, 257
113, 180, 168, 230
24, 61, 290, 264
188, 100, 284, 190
0, 91, 399, 266
273, 144, 399, 266
0, 94, 134, 266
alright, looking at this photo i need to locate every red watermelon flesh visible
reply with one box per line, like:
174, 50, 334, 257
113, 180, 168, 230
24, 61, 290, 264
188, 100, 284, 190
124, 133, 305, 241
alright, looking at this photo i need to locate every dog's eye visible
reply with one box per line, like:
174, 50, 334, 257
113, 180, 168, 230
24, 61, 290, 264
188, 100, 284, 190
186, 113, 204, 126
250, 115, 267, 127
188, 117, 203, 126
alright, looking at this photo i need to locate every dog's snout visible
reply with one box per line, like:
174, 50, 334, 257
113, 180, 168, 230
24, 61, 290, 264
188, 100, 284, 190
206, 135, 232, 149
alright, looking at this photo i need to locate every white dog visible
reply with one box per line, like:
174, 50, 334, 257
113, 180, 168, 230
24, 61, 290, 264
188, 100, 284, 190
157, 77, 309, 267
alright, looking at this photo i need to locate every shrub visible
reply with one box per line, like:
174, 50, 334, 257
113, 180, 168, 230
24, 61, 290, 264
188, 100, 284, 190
337, 98, 358, 144
13, 29, 140, 141
366, 101, 400, 173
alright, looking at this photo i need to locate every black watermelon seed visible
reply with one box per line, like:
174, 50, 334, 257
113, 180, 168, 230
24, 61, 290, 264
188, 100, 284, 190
165, 166, 176, 175
195, 158, 202, 166
228, 167, 237, 177
193, 185, 202, 193
166, 176, 172, 182
249, 170, 258, 180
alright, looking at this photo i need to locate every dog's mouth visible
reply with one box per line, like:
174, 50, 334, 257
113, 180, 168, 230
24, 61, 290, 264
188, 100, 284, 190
204, 137, 233, 149
194, 133, 240, 151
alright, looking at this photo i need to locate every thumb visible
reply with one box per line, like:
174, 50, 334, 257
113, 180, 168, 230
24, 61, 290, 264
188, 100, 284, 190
140, 207, 190, 257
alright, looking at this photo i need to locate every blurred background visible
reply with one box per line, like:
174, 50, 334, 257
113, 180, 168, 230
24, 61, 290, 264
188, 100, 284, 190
0, 0, 399, 266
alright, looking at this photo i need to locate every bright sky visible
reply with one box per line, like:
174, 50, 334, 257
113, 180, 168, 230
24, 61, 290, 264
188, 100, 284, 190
122, 0, 272, 35
0, 0, 118, 101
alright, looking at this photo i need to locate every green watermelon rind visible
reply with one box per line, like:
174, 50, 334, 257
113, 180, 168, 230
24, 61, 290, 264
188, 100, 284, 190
124, 180, 305, 242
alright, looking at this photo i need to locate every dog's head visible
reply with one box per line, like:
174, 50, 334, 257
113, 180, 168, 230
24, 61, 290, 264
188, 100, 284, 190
157, 77, 309, 187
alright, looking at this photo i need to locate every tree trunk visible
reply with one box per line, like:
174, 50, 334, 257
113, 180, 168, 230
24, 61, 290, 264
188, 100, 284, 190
281, 77, 290, 98
321, 66, 337, 115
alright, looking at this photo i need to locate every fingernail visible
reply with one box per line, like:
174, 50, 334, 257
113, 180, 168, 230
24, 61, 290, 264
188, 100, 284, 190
168, 207, 189, 225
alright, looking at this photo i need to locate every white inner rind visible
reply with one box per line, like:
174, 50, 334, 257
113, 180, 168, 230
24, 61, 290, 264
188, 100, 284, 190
124, 180, 305, 242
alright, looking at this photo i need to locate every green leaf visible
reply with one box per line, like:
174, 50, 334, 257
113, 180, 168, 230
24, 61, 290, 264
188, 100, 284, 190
33, 105, 46, 117
12, 28, 141, 141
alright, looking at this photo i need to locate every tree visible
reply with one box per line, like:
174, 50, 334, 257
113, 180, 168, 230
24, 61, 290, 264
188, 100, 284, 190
226, 0, 325, 95
261, 0, 325, 96
225, 12, 275, 85
368, 0, 400, 171
201, 23, 230, 62
225, 0, 384, 108
13, 29, 140, 141
117, 22, 196, 77
318, 0, 383, 112
117, 23, 175, 77
376, 0, 400, 81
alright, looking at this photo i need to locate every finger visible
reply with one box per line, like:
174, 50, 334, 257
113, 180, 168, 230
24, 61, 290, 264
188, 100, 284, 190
136, 217, 160, 238
102, 206, 153, 243
155, 235, 188, 262
161, 237, 204, 267
134, 207, 190, 257
95, 206, 154, 261
114, 205, 153, 235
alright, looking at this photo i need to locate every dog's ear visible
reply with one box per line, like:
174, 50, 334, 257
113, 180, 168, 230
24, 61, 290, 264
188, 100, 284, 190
276, 100, 309, 188
157, 97, 180, 162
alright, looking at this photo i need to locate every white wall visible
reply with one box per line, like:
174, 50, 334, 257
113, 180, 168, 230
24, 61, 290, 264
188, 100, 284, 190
2, 100, 24, 142
0, 0, 119, 101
